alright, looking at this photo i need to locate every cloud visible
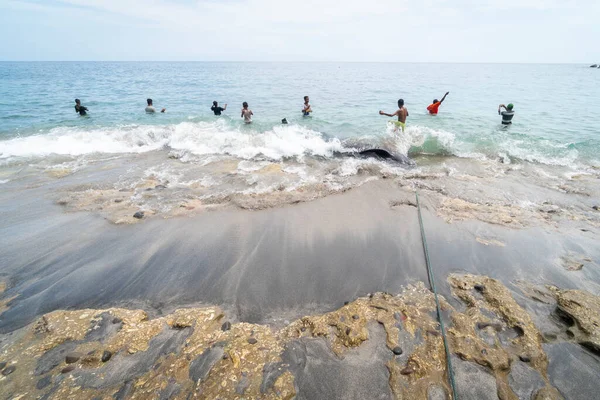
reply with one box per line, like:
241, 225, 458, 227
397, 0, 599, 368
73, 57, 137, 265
1, 0, 598, 61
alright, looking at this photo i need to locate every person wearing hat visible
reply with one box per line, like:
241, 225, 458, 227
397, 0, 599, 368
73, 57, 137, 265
498, 103, 515, 125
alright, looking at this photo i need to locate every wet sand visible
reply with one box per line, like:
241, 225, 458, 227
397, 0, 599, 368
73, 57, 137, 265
1, 159, 600, 399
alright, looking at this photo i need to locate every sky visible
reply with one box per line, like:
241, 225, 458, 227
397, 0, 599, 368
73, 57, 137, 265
0, 0, 598, 63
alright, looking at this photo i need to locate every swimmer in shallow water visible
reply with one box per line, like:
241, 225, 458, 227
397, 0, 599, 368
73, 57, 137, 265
74, 99, 88, 116
427, 92, 449, 115
211, 101, 227, 116
145, 98, 166, 113
302, 96, 312, 116
379, 99, 409, 132
241, 102, 253, 124
498, 103, 515, 125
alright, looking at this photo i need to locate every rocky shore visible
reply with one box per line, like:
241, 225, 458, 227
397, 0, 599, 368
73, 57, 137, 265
1, 275, 599, 399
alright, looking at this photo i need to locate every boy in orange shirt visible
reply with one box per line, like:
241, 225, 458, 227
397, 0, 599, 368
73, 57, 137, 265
427, 92, 449, 115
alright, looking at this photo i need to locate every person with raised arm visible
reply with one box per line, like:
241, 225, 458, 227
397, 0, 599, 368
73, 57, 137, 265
211, 101, 227, 115
498, 103, 515, 125
379, 99, 409, 132
427, 92, 450, 115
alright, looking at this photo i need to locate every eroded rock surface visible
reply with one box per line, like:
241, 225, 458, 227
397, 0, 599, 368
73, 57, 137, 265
1, 277, 599, 399
554, 288, 600, 354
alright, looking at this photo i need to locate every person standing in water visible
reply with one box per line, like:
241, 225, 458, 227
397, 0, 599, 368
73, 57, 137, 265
211, 101, 227, 115
241, 102, 253, 124
74, 99, 88, 116
498, 103, 515, 125
379, 99, 409, 132
427, 92, 450, 115
145, 98, 166, 113
302, 96, 312, 116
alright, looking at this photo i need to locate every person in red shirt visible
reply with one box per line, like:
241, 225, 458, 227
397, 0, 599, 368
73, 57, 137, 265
427, 92, 450, 115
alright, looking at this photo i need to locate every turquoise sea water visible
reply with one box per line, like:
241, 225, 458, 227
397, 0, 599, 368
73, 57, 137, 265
0, 62, 599, 167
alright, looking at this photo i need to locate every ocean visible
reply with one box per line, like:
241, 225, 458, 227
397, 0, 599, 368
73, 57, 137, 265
1, 62, 599, 161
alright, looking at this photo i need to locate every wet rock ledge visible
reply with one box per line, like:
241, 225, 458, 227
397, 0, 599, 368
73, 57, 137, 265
0, 276, 599, 399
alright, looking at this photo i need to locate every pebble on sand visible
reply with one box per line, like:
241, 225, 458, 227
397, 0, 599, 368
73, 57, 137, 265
101, 350, 112, 363
133, 211, 145, 219
221, 322, 231, 331
247, 338, 258, 345
392, 346, 403, 355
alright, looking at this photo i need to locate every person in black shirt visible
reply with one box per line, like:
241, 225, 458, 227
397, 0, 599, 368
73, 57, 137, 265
211, 101, 227, 115
74, 99, 88, 116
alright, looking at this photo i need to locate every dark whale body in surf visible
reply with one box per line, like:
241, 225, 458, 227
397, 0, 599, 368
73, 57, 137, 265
357, 148, 415, 166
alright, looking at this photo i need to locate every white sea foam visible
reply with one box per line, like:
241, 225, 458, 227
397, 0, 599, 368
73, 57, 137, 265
0, 119, 589, 173
387, 124, 457, 156
0, 122, 345, 162
501, 142, 579, 167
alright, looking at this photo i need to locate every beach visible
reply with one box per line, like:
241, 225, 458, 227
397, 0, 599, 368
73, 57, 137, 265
1, 154, 600, 399
1, 62, 600, 399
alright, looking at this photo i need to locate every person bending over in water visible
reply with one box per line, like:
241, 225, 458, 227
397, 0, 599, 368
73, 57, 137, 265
74, 99, 88, 116
302, 96, 312, 116
145, 98, 166, 113
498, 103, 515, 125
211, 101, 227, 116
241, 102, 253, 124
427, 92, 449, 115
379, 99, 409, 132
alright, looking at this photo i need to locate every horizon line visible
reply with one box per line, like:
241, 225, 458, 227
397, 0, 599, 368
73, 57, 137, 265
0, 60, 596, 65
